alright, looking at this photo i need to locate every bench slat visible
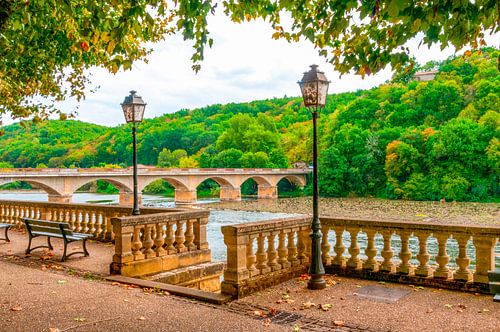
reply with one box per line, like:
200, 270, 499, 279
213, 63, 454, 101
24, 219, 63, 228
29, 225, 63, 235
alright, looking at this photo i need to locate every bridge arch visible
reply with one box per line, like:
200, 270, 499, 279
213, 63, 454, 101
68, 177, 133, 195
0, 180, 62, 196
139, 177, 190, 192
192, 176, 238, 190
276, 175, 307, 188
240, 175, 272, 188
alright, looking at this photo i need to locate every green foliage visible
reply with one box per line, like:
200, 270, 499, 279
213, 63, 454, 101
0, 49, 498, 202
2, 1, 496, 120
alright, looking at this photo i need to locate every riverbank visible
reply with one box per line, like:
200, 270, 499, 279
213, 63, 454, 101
208, 197, 500, 226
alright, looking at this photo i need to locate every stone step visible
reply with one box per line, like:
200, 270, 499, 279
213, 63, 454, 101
489, 281, 500, 295
145, 261, 225, 292
488, 270, 500, 282
106, 274, 231, 305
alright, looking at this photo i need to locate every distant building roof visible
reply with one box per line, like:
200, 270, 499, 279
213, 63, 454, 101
413, 70, 438, 82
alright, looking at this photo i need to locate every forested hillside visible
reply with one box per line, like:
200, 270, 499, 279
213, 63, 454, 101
0, 49, 498, 201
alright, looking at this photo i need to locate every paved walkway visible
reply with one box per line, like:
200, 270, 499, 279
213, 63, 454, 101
1, 228, 498, 332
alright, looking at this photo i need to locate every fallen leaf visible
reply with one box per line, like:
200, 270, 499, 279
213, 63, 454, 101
444, 304, 453, 309
416, 286, 425, 290
301, 301, 316, 309
253, 310, 267, 317
298, 274, 310, 281
426, 309, 433, 313
333, 320, 345, 327
73, 317, 85, 322
138, 316, 146, 321
356, 285, 362, 288
269, 308, 278, 316
457, 304, 467, 309
57, 280, 67, 285
10, 305, 22, 311
292, 325, 301, 332
48, 328, 60, 332
320, 303, 333, 311
262, 318, 272, 327
378, 281, 386, 285
111, 282, 121, 286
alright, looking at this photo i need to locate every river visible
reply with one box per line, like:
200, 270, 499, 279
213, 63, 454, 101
1, 191, 498, 268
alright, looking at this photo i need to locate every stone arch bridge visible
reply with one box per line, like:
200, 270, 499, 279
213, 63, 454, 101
0, 168, 310, 204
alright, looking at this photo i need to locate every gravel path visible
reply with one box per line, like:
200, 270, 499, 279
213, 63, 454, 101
209, 197, 500, 226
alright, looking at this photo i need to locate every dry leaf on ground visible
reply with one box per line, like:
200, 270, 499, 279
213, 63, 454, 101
301, 301, 316, 309
10, 305, 22, 311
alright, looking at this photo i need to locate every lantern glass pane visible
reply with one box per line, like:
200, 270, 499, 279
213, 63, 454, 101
122, 104, 135, 123
301, 81, 319, 107
133, 105, 145, 122
317, 80, 329, 107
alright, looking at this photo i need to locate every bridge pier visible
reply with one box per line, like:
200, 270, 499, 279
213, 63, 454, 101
220, 186, 241, 202
175, 189, 197, 204
119, 192, 142, 206
258, 185, 278, 199
48, 194, 72, 203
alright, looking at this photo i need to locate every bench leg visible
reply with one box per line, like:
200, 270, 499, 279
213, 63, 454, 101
62, 239, 68, 262
25, 234, 33, 255
83, 239, 89, 257
47, 237, 53, 251
3, 226, 9, 242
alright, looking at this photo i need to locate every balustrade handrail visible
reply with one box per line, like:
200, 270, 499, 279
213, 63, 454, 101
221, 216, 310, 235
112, 209, 210, 226
320, 216, 500, 236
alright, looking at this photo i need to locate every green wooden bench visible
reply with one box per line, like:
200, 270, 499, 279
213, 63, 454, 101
489, 270, 500, 302
0, 223, 11, 242
23, 218, 93, 262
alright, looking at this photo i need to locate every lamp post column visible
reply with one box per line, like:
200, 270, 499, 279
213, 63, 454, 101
132, 122, 140, 215
307, 107, 326, 289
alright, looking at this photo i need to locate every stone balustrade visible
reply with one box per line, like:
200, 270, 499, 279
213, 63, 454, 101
221, 216, 312, 298
221, 216, 499, 298
0, 199, 174, 241
110, 210, 211, 277
320, 217, 499, 286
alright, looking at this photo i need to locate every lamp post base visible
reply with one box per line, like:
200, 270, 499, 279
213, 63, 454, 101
307, 275, 326, 290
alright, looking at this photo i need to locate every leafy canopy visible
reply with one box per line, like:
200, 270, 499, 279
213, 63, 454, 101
1, 0, 498, 120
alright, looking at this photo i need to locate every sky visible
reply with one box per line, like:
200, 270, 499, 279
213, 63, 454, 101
14, 13, 498, 127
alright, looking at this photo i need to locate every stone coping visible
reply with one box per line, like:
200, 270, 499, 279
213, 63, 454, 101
112, 209, 210, 226
320, 216, 500, 236
222, 215, 500, 237
0, 199, 174, 214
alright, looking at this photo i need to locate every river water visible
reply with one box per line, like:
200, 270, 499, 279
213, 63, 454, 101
1, 192, 498, 268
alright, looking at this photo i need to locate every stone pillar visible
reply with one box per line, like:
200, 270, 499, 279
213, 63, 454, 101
221, 226, 249, 298
118, 192, 142, 206
48, 194, 72, 203
257, 185, 278, 199
473, 236, 497, 283
174, 189, 197, 204
110, 219, 134, 275
220, 186, 241, 201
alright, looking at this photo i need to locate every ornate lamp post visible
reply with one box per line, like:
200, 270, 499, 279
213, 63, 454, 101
121, 90, 146, 215
298, 65, 330, 290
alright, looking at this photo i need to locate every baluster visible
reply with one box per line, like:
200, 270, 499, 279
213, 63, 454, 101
278, 230, 291, 269
415, 232, 434, 277
380, 230, 396, 273
267, 232, 280, 271
321, 224, 331, 265
434, 233, 451, 279
165, 222, 176, 254
81, 210, 89, 233
363, 229, 379, 271
453, 235, 472, 281
142, 225, 155, 258
74, 210, 82, 232
287, 230, 299, 266
246, 235, 258, 276
175, 220, 187, 252
185, 219, 196, 251
95, 213, 103, 238
131, 227, 145, 260
154, 223, 166, 256
296, 228, 306, 262
256, 233, 271, 274
397, 231, 414, 275
89, 212, 96, 236
347, 227, 362, 270
332, 226, 346, 268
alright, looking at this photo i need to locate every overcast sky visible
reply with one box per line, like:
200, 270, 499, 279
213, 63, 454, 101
12, 14, 498, 127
